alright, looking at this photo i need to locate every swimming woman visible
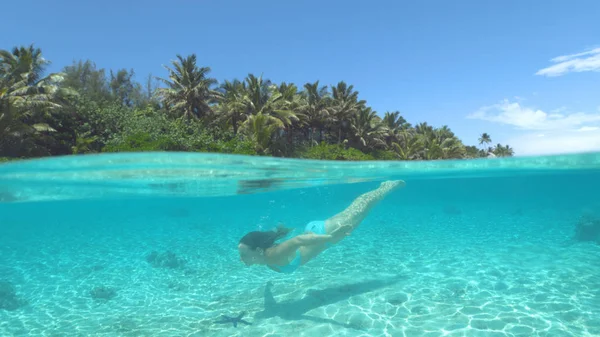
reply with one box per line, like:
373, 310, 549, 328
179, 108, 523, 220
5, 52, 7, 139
237, 180, 405, 273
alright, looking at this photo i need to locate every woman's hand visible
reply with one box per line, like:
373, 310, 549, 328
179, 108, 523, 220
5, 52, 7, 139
294, 233, 333, 246
330, 224, 353, 238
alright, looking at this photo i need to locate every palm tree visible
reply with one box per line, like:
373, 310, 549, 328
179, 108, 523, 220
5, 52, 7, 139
415, 126, 465, 160
392, 129, 423, 160
277, 82, 304, 114
478, 133, 492, 154
464, 145, 481, 158
243, 74, 270, 114
155, 54, 219, 120
414, 122, 434, 136
493, 143, 514, 157
0, 45, 50, 84
382, 111, 411, 147
439, 136, 466, 159
0, 45, 67, 111
383, 111, 410, 131
242, 74, 297, 127
215, 75, 299, 155
0, 102, 27, 154
216, 79, 247, 135
0, 45, 74, 156
240, 112, 283, 154
1, 44, 520, 161
274, 82, 306, 151
298, 81, 331, 145
349, 107, 386, 152
330, 81, 365, 144
505, 145, 514, 157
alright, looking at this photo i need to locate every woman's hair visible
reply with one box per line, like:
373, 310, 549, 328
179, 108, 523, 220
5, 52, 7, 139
239, 224, 294, 250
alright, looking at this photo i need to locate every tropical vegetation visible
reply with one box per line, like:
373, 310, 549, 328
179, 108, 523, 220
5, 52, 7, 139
0, 45, 514, 162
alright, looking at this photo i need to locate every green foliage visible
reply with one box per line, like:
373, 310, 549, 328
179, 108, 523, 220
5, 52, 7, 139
103, 111, 208, 152
72, 99, 133, 149
298, 143, 374, 161
0, 157, 20, 163
103, 132, 180, 152
71, 134, 98, 154
0, 45, 77, 157
464, 145, 483, 159
101, 108, 256, 155
492, 143, 514, 157
217, 138, 257, 155
1, 44, 515, 161
155, 54, 219, 120
62, 60, 110, 100
371, 150, 399, 161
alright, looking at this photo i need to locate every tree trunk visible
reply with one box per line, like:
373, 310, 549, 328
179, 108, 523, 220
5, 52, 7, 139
287, 126, 293, 145
232, 115, 238, 135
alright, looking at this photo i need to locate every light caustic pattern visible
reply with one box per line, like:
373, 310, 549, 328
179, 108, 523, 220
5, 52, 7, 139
0, 152, 599, 336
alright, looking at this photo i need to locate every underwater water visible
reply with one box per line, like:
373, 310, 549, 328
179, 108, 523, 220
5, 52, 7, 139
1, 152, 600, 337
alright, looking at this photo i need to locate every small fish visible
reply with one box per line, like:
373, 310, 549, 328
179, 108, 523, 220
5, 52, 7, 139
215, 311, 252, 328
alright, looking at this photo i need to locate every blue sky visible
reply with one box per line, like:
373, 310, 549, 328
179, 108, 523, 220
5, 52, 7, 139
2, 0, 600, 156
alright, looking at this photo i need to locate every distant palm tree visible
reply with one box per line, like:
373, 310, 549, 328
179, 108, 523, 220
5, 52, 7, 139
478, 133, 492, 154
493, 144, 514, 157
505, 145, 514, 156
155, 54, 219, 120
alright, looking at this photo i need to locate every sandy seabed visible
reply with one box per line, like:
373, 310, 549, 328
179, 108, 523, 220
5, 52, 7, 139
1, 202, 599, 337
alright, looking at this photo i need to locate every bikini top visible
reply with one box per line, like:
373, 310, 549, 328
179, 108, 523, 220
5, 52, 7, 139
268, 249, 302, 273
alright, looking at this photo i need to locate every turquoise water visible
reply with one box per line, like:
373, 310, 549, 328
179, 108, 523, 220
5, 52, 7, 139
1, 152, 600, 337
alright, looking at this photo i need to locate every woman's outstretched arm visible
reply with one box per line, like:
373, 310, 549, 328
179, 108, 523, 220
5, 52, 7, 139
293, 233, 333, 246
268, 233, 333, 261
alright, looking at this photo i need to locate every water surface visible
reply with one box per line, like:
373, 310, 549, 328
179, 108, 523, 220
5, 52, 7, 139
1, 152, 599, 336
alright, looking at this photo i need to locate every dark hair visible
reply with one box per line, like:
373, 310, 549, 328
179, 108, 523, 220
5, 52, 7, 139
239, 224, 294, 250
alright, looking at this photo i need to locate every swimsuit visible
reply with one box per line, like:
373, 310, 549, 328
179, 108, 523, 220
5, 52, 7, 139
268, 220, 330, 274
272, 250, 302, 274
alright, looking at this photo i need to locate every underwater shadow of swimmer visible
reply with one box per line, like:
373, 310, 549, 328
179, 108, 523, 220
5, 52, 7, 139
254, 276, 402, 329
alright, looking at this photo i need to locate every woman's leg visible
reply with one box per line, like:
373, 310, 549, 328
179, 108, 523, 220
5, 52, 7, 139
298, 180, 405, 265
325, 180, 405, 241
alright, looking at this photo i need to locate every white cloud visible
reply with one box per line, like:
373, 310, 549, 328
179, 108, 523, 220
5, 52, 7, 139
467, 99, 600, 131
536, 47, 600, 77
468, 99, 600, 156
507, 130, 600, 156
578, 126, 599, 132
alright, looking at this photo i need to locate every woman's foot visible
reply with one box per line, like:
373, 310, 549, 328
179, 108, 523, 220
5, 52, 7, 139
323, 179, 406, 241
379, 180, 406, 192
